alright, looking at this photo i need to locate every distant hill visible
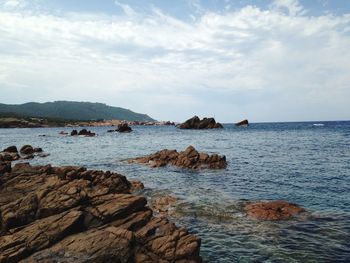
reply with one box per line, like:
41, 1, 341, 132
0, 101, 155, 121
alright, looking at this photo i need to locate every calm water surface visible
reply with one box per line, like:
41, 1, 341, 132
1, 121, 350, 262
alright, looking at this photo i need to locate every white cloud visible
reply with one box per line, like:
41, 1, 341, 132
0, 2, 349, 121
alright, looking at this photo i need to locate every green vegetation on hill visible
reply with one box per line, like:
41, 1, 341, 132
0, 101, 155, 121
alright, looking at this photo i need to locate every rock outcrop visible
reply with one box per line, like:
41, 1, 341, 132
117, 123, 133, 133
128, 146, 227, 169
176, 116, 224, 129
235, 119, 249, 127
177, 116, 223, 129
0, 145, 48, 166
0, 163, 201, 262
71, 129, 96, 136
244, 200, 305, 220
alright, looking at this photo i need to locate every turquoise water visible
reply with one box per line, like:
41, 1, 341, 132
1, 122, 349, 262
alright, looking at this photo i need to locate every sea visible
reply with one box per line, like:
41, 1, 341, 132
1, 121, 349, 262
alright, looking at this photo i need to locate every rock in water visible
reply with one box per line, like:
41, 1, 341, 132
128, 145, 227, 169
244, 200, 305, 220
117, 123, 132, 133
0, 163, 201, 262
235, 119, 249, 127
71, 129, 96, 136
178, 116, 223, 129
20, 144, 35, 155
3, 146, 18, 153
78, 128, 96, 136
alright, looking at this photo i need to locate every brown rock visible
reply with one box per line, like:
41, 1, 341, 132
177, 116, 223, 129
0, 210, 84, 263
0, 163, 201, 262
20, 145, 34, 155
23, 226, 134, 263
117, 123, 132, 133
235, 119, 249, 127
3, 146, 18, 153
128, 146, 227, 170
245, 200, 305, 220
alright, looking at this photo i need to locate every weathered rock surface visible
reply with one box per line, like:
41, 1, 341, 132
0, 163, 201, 262
128, 146, 227, 169
245, 200, 305, 220
177, 116, 223, 129
117, 123, 133, 133
235, 119, 249, 127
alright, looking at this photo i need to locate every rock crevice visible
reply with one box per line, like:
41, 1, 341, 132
0, 163, 201, 262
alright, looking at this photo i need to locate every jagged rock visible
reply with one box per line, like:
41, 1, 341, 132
70, 129, 78, 136
117, 123, 132, 133
22, 226, 134, 263
20, 145, 35, 155
0, 210, 84, 263
0, 163, 201, 262
177, 116, 223, 129
3, 146, 18, 153
235, 119, 249, 127
128, 146, 227, 169
245, 200, 305, 220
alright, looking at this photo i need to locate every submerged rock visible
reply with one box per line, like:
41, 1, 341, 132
130, 180, 145, 192
235, 119, 249, 127
0, 163, 201, 262
151, 195, 177, 218
128, 145, 227, 169
244, 200, 305, 220
177, 116, 223, 129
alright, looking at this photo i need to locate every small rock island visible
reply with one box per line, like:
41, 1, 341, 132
177, 116, 223, 129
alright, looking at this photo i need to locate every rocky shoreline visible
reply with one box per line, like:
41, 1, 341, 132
0, 143, 308, 262
0, 162, 202, 263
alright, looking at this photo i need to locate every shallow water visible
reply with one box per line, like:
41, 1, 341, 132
1, 121, 350, 262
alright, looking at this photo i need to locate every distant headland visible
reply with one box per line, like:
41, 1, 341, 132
0, 101, 158, 128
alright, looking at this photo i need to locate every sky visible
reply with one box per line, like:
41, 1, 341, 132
0, 0, 349, 122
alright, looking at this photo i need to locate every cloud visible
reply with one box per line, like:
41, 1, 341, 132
270, 0, 306, 16
0, 1, 349, 121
